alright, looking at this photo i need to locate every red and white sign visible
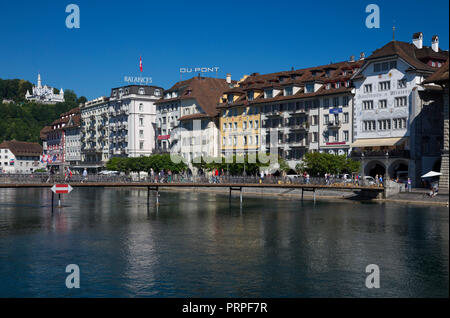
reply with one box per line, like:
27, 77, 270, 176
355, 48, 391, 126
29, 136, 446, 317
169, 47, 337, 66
157, 135, 170, 140
51, 184, 73, 194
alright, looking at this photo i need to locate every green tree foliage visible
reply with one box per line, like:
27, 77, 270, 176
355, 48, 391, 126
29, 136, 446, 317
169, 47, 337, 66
105, 154, 187, 174
0, 78, 33, 103
295, 152, 360, 176
0, 78, 81, 144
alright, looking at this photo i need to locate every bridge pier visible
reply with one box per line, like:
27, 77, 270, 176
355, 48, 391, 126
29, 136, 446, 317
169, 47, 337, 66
147, 186, 159, 205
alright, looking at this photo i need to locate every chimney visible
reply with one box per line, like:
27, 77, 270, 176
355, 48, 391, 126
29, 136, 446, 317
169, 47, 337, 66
432, 35, 439, 52
350, 55, 355, 62
412, 32, 423, 49
359, 52, 365, 60
226, 73, 231, 84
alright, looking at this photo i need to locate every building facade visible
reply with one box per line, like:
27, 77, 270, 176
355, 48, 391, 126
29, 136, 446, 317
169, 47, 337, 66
218, 60, 363, 169
0, 140, 44, 173
64, 112, 82, 167
155, 76, 232, 165
108, 85, 163, 158
80, 96, 110, 169
351, 33, 448, 185
25, 73, 64, 104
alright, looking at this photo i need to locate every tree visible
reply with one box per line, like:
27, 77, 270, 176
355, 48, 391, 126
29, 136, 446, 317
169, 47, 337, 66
299, 152, 361, 176
77, 96, 87, 104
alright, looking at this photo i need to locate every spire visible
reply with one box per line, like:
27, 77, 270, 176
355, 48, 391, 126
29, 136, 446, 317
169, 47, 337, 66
392, 25, 395, 41
37, 73, 42, 88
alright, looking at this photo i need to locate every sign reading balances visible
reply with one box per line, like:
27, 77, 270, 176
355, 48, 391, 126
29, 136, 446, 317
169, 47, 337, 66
124, 56, 152, 84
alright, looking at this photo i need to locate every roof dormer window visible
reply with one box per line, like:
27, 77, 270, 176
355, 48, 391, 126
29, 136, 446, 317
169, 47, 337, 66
265, 89, 273, 99
247, 91, 254, 101
138, 87, 145, 95
284, 86, 293, 96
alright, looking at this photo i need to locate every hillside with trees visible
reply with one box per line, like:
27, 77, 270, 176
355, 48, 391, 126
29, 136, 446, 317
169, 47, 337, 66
0, 78, 86, 144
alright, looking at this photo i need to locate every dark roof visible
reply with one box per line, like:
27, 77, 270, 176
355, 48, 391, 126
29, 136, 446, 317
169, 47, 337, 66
219, 60, 361, 108
40, 126, 52, 140
423, 60, 449, 84
110, 85, 163, 97
155, 76, 233, 117
0, 140, 42, 156
64, 113, 81, 129
365, 40, 448, 72
178, 113, 211, 121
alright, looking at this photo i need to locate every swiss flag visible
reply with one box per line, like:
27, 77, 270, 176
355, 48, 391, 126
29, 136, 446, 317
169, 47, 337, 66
139, 56, 143, 72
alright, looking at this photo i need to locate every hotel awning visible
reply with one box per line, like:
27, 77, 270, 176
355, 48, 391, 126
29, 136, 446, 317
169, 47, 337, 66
351, 137, 408, 148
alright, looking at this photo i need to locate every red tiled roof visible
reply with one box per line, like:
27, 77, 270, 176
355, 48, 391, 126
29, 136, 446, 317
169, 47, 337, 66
423, 60, 449, 84
0, 140, 42, 156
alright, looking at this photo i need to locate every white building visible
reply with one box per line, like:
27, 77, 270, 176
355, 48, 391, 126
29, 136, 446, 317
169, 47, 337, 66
64, 113, 82, 167
155, 76, 231, 166
25, 73, 64, 104
108, 85, 163, 158
351, 33, 448, 184
80, 96, 110, 168
0, 140, 44, 174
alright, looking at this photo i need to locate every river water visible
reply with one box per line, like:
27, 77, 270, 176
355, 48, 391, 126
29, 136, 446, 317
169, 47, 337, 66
0, 188, 448, 297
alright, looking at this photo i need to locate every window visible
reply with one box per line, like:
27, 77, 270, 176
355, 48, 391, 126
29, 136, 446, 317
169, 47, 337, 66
244, 136, 247, 145
333, 97, 339, 107
138, 88, 145, 95
233, 136, 237, 146
285, 86, 293, 96
344, 130, 349, 141
323, 98, 330, 107
249, 121, 253, 129
234, 122, 237, 130
344, 112, 349, 123
154, 89, 161, 96
378, 119, 391, 131
247, 91, 254, 101
255, 120, 259, 129
139, 118, 144, 126
363, 100, 374, 110
324, 115, 329, 124
228, 94, 234, 104
243, 121, 247, 130
223, 123, 226, 131
311, 115, 318, 125
139, 130, 144, 138
379, 99, 387, 108
364, 84, 372, 93
312, 132, 318, 143
393, 118, 407, 129
395, 96, 407, 107
265, 89, 273, 98
139, 141, 144, 150
305, 83, 314, 93
255, 135, 259, 145
343, 96, 349, 106
363, 120, 376, 131
397, 79, 407, 89
139, 103, 144, 111
379, 81, 390, 91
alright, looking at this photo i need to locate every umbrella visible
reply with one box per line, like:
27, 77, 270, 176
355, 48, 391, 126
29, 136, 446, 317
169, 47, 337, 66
421, 171, 442, 178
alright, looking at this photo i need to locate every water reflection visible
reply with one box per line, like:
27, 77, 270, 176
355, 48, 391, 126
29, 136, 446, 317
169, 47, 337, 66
0, 188, 448, 297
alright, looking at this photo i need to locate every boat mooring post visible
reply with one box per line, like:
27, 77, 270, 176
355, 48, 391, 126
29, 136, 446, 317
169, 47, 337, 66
240, 187, 243, 204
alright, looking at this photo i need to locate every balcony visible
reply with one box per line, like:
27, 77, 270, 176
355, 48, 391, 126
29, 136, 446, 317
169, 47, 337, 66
288, 140, 307, 147
351, 150, 410, 159
289, 123, 308, 131
265, 110, 281, 117
327, 120, 341, 129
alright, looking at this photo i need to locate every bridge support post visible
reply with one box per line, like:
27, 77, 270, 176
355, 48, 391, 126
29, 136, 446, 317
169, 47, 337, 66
313, 188, 316, 203
229, 187, 232, 203
301, 188, 304, 201
58, 193, 61, 208
240, 187, 243, 204
147, 186, 150, 205
156, 187, 159, 205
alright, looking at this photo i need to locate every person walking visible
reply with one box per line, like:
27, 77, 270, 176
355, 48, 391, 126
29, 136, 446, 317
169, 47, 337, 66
82, 168, 88, 183
64, 167, 73, 182
46, 167, 54, 183
168, 170, 172, 183
407, 177, 412, 192
379, 175, 383, 187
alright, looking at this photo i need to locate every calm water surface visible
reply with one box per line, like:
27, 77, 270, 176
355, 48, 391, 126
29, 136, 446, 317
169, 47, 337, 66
0, 188, 448, 297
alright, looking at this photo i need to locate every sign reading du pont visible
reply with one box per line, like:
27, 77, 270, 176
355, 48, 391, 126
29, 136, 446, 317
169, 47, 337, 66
180, 67, 220, 74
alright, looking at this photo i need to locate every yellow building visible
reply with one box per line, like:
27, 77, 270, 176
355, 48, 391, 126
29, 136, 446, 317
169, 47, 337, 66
218, 82, 262, 155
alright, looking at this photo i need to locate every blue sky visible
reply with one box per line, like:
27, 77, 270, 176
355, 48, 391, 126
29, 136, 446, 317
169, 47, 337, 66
0, 0, 448, 99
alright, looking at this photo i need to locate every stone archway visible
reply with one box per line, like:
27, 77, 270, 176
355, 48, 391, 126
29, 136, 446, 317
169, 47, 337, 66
364, 160, 386, 177
388, 160, 409, 179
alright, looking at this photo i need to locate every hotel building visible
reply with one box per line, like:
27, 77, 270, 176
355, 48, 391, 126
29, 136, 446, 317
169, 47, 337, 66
218, 60, 363, 169
351, 33, 448, 185
108, 85, 163, 158
80, 96, 110, 169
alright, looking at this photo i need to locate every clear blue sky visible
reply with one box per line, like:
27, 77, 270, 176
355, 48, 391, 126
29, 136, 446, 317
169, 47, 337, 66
0, 0, 448, 100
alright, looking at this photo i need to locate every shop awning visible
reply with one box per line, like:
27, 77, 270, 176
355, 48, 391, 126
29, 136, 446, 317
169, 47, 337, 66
351, 137, 408, 148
